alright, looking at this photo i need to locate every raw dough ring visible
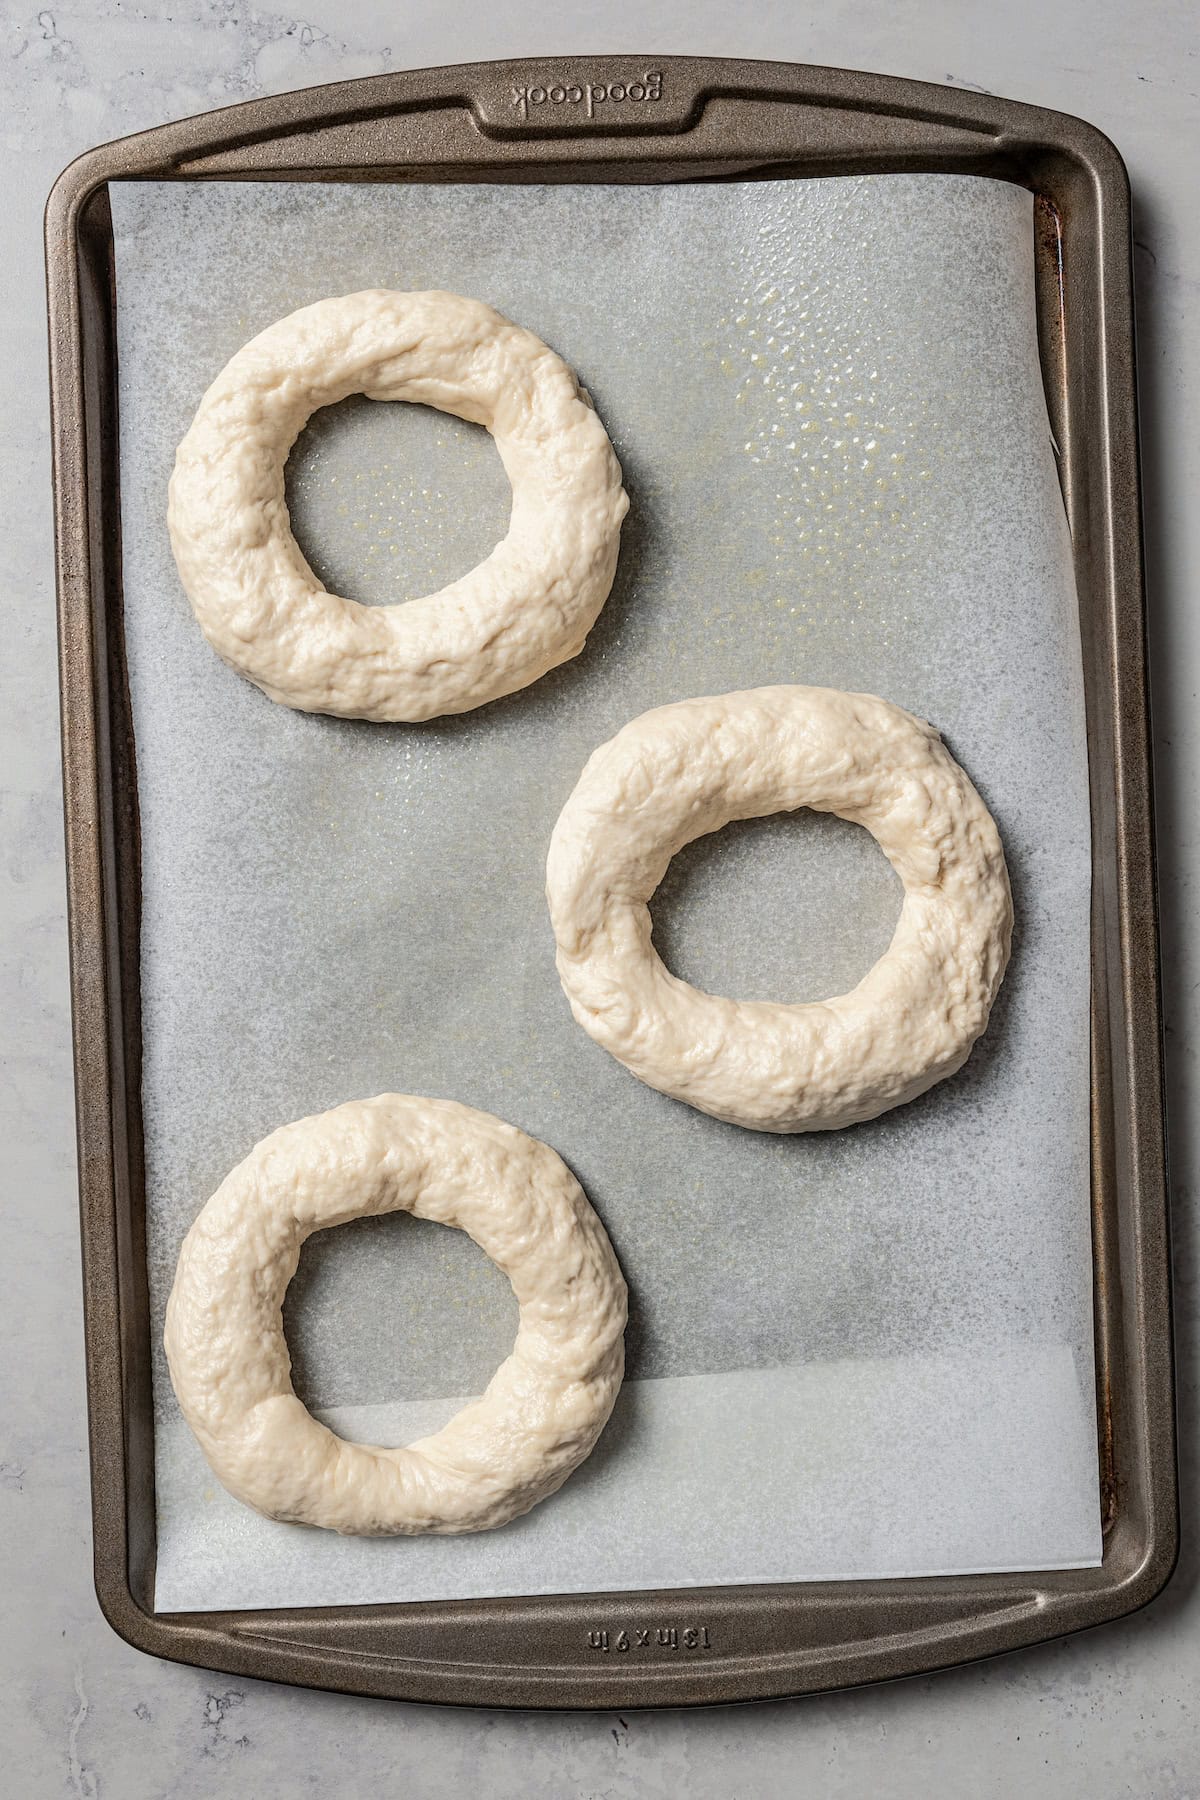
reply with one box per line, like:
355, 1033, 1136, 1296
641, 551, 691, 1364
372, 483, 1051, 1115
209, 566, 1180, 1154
167, 290, 628, 722
546, 686, 1013, 1133
163, 1095, 627, 1536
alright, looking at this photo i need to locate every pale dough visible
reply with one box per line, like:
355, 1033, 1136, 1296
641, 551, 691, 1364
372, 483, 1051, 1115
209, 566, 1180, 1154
546, 686, 1013, 1133
167, 290, 628, 722
163, 1096, 627, 1536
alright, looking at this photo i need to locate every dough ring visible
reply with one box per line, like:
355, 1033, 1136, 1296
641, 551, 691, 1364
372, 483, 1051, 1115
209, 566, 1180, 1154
546, 686, 1013, 1133
164, 1095, 627, 1536
167, 290, 628, 722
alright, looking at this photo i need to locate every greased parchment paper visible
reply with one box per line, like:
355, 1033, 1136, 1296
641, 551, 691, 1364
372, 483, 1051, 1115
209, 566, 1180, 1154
110, 176, 1100, 1612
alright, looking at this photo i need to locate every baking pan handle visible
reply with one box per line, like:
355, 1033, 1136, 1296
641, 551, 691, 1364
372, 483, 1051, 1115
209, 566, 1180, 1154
468, 60, 697, 137
44, 54, 1058, 194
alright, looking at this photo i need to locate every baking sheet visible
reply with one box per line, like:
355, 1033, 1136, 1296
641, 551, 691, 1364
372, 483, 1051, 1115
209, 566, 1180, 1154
110, 175, 1100, 1614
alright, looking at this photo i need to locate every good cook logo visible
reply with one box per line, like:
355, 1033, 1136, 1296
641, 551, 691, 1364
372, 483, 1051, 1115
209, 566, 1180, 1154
511, 70, 664, 120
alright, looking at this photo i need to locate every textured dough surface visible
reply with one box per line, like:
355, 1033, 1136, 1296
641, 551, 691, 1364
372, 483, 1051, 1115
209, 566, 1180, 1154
546, 686, 1013, 1133
163, 1096, 627, 1536
167, 290, 628, 721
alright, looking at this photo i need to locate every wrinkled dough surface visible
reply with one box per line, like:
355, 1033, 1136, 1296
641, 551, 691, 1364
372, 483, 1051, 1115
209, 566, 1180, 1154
168, 290, 628, 721
546, 686, 1013, 1133
164, 1096, 627, 1536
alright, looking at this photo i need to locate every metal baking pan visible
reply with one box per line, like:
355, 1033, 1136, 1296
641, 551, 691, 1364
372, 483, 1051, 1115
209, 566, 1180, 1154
46, 55, 1174, 1709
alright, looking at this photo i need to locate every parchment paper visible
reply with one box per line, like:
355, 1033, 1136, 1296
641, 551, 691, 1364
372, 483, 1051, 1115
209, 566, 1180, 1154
110, 175, 1100, 1614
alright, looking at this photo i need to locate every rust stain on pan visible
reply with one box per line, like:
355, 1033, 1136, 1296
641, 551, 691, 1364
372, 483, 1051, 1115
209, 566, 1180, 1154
1098, 1375, 1118, 1533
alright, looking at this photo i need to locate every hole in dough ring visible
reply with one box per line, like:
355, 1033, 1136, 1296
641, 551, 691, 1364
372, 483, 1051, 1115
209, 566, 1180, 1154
546, 686, 1013, 1134
167, 290, 629, 722
163, 1096, 627, 1536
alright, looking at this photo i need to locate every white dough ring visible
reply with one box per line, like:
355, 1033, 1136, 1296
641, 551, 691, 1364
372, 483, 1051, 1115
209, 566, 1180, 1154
546, 686, 1013, 1133
163, 1096, 627, 1536
167, 290, 628, 721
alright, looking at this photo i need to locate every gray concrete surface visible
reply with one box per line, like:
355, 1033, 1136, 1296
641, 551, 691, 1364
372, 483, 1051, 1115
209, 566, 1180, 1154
3, 2, 1196, 1794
